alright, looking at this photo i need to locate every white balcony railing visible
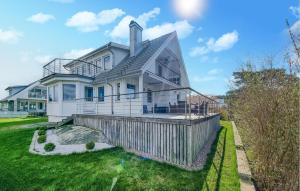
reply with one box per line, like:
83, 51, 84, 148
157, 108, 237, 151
43, 58, 102, 78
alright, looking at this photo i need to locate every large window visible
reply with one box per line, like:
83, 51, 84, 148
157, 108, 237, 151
98, 86, 104, 102
127, 84, 136, 99
84, 87, 93, 101
116, 83, 120, 101
63, 84, 76, 101
103, 55, 110, 70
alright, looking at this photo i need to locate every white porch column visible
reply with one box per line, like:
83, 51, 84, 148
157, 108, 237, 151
138, 75, 144, 115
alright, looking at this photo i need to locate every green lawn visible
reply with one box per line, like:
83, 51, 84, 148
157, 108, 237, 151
0, 117, 48, 130
0, 118, 239, 191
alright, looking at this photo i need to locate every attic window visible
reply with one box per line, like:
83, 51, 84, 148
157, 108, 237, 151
103, 55, 110, 70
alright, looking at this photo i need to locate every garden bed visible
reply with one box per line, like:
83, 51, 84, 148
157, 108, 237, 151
29, 125, 114, 155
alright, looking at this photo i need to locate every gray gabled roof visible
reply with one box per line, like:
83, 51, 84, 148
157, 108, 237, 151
93, 32, 173, 84
0, 81, 38, 102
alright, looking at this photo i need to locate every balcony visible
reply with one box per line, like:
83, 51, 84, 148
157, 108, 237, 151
43, 58, 101, 78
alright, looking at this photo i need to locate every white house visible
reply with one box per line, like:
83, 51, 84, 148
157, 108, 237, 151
0, 81, 47, 115
41, 21, 190, 122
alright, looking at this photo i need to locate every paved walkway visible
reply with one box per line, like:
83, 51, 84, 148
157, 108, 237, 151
232, 121, 256, 191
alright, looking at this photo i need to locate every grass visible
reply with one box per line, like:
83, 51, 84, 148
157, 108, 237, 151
0, 117, 48, 130
0, 118, 239, 191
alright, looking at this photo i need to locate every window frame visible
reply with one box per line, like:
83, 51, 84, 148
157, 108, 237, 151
147, 89, 152, 103
103, 55, 111, 70
63, 84, 76, 101
127, 84, 136, 99
84, 86, 93, 102
116, 83, 120, 101
98, 86, 105, 102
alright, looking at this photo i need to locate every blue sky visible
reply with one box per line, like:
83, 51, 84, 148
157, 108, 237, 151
0, 0, 299, 98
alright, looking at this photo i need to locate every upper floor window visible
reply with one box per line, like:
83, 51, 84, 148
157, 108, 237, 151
103, 55, 110, 70
81, 65, 85, 75
158, 65, 163, 77
29, 88, 47, 99
98, 86, 104, 102
84, 87, 93, 101
127, 84, 136, 99
63, 84, 76, 101
95, 58, 102, 73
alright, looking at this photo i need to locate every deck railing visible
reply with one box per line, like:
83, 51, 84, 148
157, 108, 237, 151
43, 58, 101, 78
76, 87, 220, 120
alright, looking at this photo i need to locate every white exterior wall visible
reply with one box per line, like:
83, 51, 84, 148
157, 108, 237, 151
46, 79, 93, 122
93, 76, 143, 116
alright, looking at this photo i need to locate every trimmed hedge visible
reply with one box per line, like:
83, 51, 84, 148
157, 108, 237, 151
44, 143, 55, 152
38, 130, 46, 136
37, 135, 46, 144
86, 142, 95, 150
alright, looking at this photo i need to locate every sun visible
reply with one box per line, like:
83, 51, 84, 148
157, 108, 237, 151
172, 0, 207, 20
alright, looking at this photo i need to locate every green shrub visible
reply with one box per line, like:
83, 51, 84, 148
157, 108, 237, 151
220, 109, 229, 121
38, 126, 47, 131
86, 142, 95, 150
37, 135, 46, 144
38, 129, 46, 136
44, 143, 55, 152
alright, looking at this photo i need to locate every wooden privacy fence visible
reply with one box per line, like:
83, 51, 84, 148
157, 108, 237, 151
73, 114, 220, 169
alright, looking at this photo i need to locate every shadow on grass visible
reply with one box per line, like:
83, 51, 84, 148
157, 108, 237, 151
198, 126, 227, 191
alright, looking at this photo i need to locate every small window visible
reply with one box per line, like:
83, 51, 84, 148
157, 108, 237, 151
158, 65, 163, 76
103, 55, 110, 70
63, 84, 76, 101
39, 103, 43, 110
84, 87, 93, 101
127, 84, 136, 99
81, 65, 85, 75
95, 58, 102, 73
116, 83, 120, 101
98, 86, 104, 102
29, 103, 36, 110
147, 89, 152, 103
48, 87, 53, 102
53, 85, 58, 101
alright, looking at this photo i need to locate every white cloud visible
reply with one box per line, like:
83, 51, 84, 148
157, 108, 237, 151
193, 68, 222, 83
49, 0, 74, 3
27, 13, 55, 24
0, 29, 22, 43
110, 8, 160, 39
207, 68, 222, 75
193, 76, 216, 82
291, 20, 300, 35
197, 37, 204, 43
190, 31, 239, 57
172, 0, 207, 20
66, 8, 125, 32
290, 5, 300, 18
110, 8, 193, 40
63, 48, 94, 59
144, 20, 194, 40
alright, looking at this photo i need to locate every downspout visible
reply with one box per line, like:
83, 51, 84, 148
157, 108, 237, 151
106, 79, 114, 115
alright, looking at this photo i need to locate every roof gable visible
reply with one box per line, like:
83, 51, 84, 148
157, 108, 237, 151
93, 32, 173, 84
